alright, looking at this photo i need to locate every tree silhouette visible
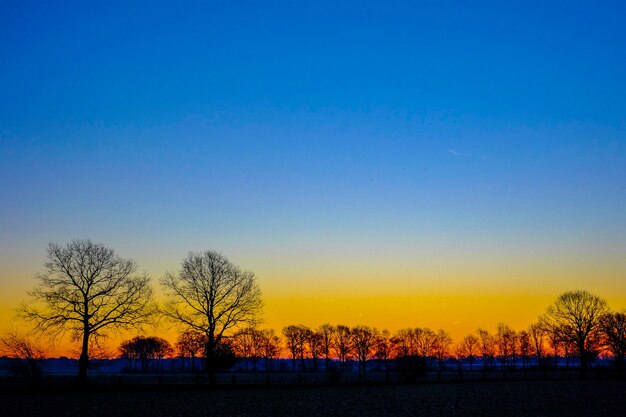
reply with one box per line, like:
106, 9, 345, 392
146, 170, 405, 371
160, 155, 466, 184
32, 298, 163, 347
599, 311, 626, 373
176, 330, 207, 371
496, 323, 515, 373
257, 328, 281, 371
119, 336, 173, 372
415, 327, 437, 367
306, 328, 324, 371
351, 325, 378, 375
160, 250, 262, 384
373, 329, 391, 372
282, 325, 308, 371
390, 328, 416, 358
232, 327, 257, 371
334, 325, 352, 370
540, 290, 609, 378
0, 329, 46, 384
433, 329, 451, 378
19, 239, 155, 384
518, 330, 531, 371
477, 328, 496, 375
317, 324, 335, 370
462, 334, 479, 371
528, 323, 547, 369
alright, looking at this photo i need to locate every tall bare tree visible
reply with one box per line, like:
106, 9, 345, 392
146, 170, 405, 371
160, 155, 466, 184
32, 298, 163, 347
19, 239, 155, 384
160, 250, 263, 384
540, 290, 609, 377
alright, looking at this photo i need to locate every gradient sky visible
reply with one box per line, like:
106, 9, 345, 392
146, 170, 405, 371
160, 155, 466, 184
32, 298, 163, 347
1, 1, 626, 354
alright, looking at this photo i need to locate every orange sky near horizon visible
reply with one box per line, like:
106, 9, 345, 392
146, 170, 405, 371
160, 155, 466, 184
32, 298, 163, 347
2, 254, 626, 358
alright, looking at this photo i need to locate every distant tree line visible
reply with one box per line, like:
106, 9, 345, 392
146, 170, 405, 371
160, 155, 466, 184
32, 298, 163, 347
121, 300, 626, 380
3, 239, 626, 385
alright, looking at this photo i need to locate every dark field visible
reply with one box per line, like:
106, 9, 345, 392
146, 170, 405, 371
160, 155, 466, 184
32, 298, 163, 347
2, 380, 626, 417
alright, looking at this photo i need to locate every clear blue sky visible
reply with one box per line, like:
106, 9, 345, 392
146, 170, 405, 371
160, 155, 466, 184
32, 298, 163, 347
1, 1, 625, 306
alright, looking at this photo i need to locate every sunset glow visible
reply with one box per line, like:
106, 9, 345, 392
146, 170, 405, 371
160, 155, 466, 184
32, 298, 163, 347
1, 1, 626, 359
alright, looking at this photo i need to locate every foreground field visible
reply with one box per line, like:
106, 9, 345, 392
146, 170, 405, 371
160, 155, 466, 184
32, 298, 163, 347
3, 380, 626, 417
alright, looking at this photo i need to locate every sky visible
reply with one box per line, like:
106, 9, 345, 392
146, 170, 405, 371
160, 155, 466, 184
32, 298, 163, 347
1, 1, 626, 355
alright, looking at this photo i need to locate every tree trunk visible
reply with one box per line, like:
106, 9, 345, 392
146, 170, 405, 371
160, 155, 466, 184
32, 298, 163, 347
616, 353, 624, 377
206, 333, 217, 386
579, 342, 587, 380
78, 329, 89, 385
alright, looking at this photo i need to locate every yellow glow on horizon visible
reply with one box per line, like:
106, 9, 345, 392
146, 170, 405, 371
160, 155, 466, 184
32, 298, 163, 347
2, 251, 625, 358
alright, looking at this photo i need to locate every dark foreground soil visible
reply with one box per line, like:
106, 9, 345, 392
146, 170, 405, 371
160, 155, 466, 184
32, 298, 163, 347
2, 380, 626, 417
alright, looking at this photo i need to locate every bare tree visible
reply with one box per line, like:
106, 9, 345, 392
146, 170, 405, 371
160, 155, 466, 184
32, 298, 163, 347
294, 325, 310, 370
282, 325, 303, 371
373, 329, 391, 372
599, 311, 626, 372
415, 327, 437, 366
19, 239, 155, 384
160, 250, 263, 384
518, 330, 531, 371
528, 323, 546, 368
176, 330, 207, 371
334, 325, 352, 370
477, 328, 495, 375
462, 334, 479, 371
119, 336, 173, 372
281, 325, 310, 371
454, 343, 466, 379
540, 290, 609, 377
496, 323, 515, 372
317, 324, 335, 370
306, 329, 324, 371
433, 329, 451, 378
0, 330, 46, 383
351, 325, 378, 375
257, 328, 281, 371
391, 328, 415, 358
232, 327, 258, 371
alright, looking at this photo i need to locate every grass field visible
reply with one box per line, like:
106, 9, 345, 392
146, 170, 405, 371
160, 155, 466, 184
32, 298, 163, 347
2, 380, 626, 417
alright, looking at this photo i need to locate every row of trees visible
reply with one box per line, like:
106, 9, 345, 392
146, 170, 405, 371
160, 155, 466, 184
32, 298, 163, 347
5, 239, 626, 384
117, 309, 626, 377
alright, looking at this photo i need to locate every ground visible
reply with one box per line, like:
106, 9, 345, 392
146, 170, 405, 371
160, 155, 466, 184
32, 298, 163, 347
2, 380, 626, 416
